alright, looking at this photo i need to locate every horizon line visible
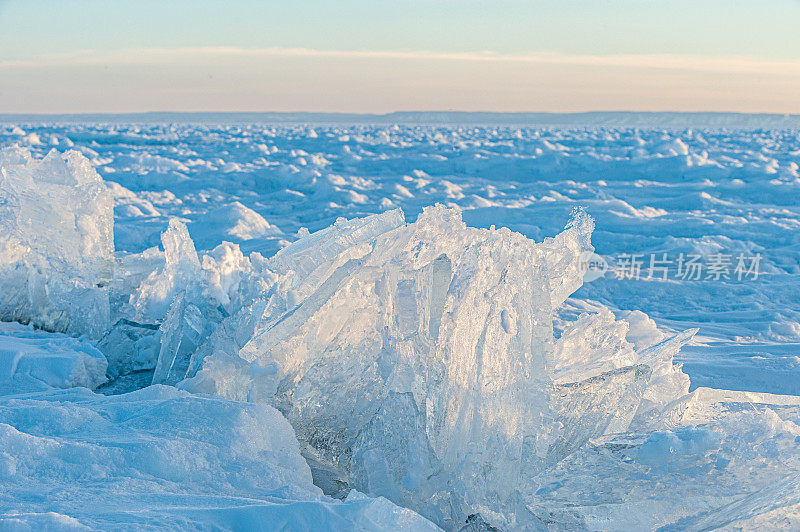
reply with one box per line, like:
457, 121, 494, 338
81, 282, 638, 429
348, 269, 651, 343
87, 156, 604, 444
2, 110, 799, 117
3, 110, 800, 129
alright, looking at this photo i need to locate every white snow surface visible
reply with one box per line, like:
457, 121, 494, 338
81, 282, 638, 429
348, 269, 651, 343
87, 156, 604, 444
0, 122, 798, 530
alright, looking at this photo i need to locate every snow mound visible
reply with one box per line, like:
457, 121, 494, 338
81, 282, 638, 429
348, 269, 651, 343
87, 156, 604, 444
0, 386, 439, 531
190, 201, 282, 250
0, 148, 113, 337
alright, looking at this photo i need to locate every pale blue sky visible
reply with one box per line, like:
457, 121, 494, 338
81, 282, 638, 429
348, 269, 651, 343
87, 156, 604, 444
1, 0, 799, 113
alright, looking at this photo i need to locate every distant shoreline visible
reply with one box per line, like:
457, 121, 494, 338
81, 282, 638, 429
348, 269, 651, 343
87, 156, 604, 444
1, 111, 799, 129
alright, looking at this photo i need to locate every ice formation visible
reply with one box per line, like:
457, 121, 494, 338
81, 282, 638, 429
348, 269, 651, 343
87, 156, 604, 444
169, 205, 701, 528
0, 147, 114, 337
131, 218, 202, 322
132, 220, 277, 386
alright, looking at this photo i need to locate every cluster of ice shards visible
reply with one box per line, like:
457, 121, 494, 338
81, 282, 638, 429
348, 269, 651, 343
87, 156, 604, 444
0, 147, 114, 337
173, 204, 698, 528
0, 385, 439, 530
123, 217, 278, 386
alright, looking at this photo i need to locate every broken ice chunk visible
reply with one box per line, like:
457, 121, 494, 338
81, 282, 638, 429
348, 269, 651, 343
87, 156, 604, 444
550, 308, 638, 384
178, 205, 703, 529
268, 207, 405, 281
0, 148, 114, 337
541, 363, 651, 467
350, 391, 460, 529
152, 291, 215, 386
200, 241, 254, 311
96, 318, 160, 379
184, 205, 600, 526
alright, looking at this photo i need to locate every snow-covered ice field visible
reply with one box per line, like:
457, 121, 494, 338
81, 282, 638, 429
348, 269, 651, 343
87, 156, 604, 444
6, 119, 797, 394
0, 117, 799, 530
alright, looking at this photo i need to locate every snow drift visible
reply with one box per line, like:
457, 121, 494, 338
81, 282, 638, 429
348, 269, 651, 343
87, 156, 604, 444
0, 386, 438, 530
0, 322, 107, 396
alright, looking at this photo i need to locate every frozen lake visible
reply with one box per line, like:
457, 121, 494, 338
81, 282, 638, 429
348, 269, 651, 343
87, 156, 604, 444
1, 117, 799, 529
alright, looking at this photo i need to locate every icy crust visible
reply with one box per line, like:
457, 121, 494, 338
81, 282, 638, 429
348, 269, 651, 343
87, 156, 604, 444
0, 322, 107, 396
526, 389, 800, 530
0, 147, 114, 337
168, 205, 699, 527
0, 386, 439, 531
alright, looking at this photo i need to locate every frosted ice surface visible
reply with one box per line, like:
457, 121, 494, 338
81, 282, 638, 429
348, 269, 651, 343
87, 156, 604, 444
97, 318, 160, 378
0, 386, 439, 531
0, 322, 107, 396
0, 148, 114, 337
